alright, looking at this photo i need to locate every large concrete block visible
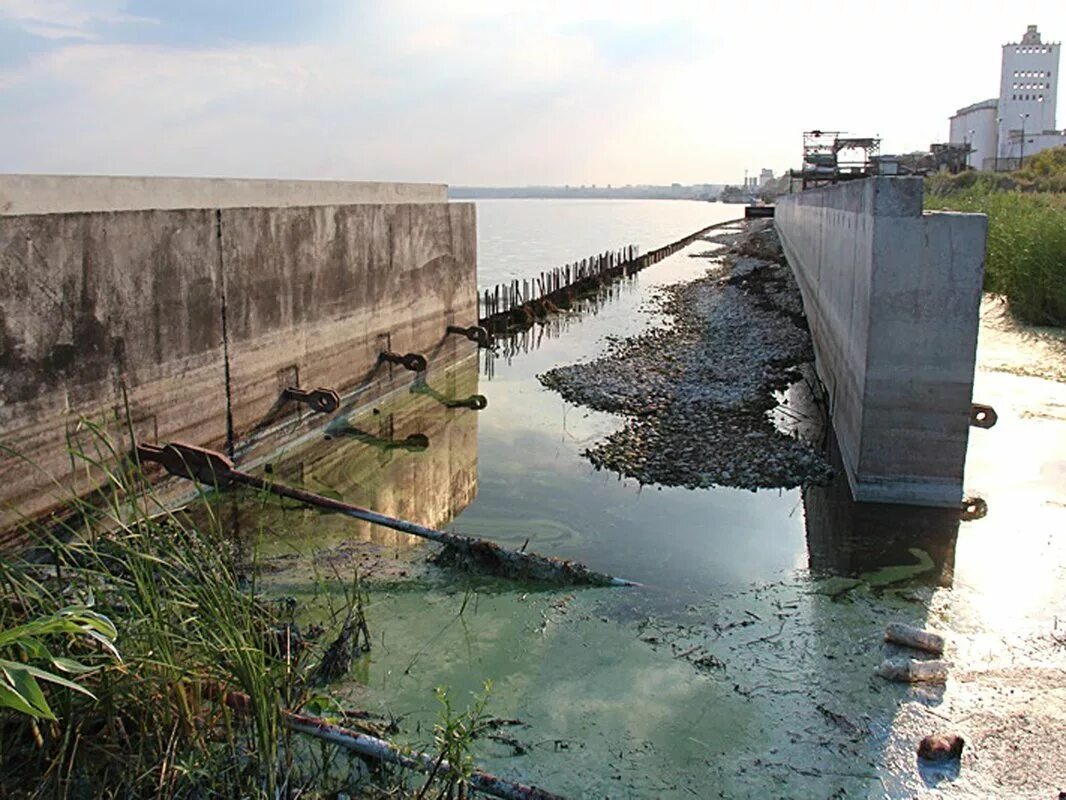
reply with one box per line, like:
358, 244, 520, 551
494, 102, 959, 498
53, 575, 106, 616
776, 177, 987, 507
0, 175, 447, 216
0, 209, 229, 536
218, 202, 478, 459
0, 185, 478, 543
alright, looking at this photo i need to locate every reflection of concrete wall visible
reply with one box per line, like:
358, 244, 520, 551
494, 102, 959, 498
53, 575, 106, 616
0, 175, 445, 215
776, 177, 986, 507
0, 179, 475, 540
266, 355, 480, 549
804, 432, 958, 587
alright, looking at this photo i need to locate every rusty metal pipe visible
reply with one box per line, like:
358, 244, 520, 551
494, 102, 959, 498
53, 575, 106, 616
136, 442, 637, 587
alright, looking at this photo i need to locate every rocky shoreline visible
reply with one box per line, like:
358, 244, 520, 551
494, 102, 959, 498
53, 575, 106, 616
538, 220, 833, 491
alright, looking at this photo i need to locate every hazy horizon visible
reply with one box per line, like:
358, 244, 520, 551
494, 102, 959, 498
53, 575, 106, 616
2, 1, 1064, 186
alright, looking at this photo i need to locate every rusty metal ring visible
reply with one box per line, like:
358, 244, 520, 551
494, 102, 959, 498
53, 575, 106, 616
960, 496, 988, 521
970, 403, 997, 429
468, 326, 492, 347
464, 394, 488, 411
308, 389, 341, 414
402, 353, 428, 372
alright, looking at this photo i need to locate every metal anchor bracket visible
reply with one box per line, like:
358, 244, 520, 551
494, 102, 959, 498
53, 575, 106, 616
409, 378, 488, 411
454, 394, 488, 410
137, 442, 237, 486
970, 403, 997, 429
960, 496, 988, 521
379, 351, 428, 372
283, 386, 341, 414
446, 324, 492, 347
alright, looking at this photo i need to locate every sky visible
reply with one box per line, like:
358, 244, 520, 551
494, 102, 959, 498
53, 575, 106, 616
0, 1, 1064, 185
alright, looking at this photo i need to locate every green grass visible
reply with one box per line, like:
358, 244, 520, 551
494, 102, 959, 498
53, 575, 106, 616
925, 188, 1066, 327
0, 428, 301, 797
0, 423, 490, 799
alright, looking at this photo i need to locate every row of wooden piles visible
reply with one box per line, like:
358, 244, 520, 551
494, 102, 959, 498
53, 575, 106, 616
476, 220, 729, 334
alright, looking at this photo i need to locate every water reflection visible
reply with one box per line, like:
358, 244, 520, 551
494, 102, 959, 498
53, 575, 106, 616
481, 278, 642, 378
803, 433, 960, 588
220, 353, 480, 556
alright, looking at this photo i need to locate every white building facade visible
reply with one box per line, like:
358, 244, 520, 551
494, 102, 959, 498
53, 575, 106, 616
949, 99, 999, 168
949, 25, 1066, 169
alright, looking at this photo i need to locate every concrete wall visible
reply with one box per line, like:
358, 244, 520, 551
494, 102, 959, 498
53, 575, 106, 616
0, 175, 446, 216
0, 185, 476, 540
775, 177, 987, 507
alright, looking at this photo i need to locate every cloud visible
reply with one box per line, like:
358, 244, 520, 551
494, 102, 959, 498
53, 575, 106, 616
0, 1, 1064, 183
0, 0, 151, 40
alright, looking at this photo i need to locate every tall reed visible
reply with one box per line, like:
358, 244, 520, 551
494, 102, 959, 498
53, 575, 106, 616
1, 424, 333, 798
926, 188, 1066, 326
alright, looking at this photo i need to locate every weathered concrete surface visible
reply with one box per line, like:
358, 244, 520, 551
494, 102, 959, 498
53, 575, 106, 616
0, 209, 229, 537
221, 202, 478, 460
0, 193, 476, 540
775, 177, 987, 507
0, 175, 446, 216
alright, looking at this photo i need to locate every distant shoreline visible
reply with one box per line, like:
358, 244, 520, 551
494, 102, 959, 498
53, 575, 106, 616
448, 185, 723, 201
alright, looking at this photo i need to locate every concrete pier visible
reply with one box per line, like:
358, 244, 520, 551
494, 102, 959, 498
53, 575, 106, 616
0, 174, 445, 215
775, 177, 987, 508
0, 176, 476, 540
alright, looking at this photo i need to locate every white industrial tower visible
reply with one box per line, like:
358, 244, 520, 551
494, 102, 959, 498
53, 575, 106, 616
997, 25, 1059, 159
949, 25, 1064, 169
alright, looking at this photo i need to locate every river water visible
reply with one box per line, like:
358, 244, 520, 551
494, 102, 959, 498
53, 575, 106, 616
242, 199, 1066, 797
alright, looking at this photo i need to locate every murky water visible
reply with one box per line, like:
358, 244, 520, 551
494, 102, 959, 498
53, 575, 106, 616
234, 201, 1066, 797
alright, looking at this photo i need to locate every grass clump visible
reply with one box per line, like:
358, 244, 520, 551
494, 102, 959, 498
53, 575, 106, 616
0, 427, 488, 799
925, 187, 1066, 327
0, 438, 309, 797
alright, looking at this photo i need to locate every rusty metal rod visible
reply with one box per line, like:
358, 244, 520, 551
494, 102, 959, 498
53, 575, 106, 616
136, 442, 638, 587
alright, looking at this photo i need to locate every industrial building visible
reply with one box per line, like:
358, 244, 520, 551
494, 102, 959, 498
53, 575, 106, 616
949, 25, 1065, 170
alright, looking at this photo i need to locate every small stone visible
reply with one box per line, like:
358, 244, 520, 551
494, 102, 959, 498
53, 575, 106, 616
917, 733, 964, 762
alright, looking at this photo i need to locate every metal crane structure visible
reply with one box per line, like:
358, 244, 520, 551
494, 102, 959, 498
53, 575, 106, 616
790, 130, 883, 190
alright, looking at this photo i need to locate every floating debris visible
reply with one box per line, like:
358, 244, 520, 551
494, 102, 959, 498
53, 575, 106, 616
918, 733, 965, 762
884, 622, 945, 655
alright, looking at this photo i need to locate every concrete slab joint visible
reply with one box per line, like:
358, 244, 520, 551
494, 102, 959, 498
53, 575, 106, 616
0, 177, 477, 539
775, 177, 987, 508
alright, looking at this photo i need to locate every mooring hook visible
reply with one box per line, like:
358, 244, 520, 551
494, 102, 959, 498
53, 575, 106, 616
960, 496, 988, 521
379, 351, 428, 373
283, 386, 341, 414
970, 403, 997, 429
446, 324, 492, 348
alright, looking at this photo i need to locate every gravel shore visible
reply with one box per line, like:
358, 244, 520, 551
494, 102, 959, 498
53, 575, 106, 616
539, 221, 833, 491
